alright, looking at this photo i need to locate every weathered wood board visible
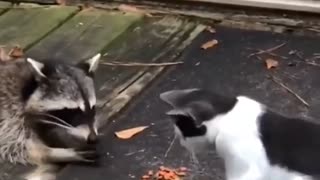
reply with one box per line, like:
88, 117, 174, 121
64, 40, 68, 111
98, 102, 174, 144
26, 9, 143, 61
0, 6, 78, 49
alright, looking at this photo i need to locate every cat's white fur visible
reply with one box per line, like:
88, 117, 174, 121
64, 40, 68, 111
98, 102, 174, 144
179, 96, 312, 180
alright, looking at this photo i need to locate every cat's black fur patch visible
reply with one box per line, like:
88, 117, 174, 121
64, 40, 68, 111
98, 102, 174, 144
163, 89, 237, 138
170, 89, 237, 121
259, 111, 320, 176
170, 114, 207, 137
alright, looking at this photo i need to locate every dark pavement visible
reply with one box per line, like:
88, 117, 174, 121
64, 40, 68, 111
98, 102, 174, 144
58, 25, 320, 180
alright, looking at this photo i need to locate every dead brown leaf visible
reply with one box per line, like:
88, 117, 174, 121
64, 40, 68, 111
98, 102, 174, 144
201, 39, 218, 50
206, 26, 216, 33
118, 4, 152, 17
115, 126, 148, 139
8, 46, 24, 58
265, 58, 279, 69
81, 2, 90, 9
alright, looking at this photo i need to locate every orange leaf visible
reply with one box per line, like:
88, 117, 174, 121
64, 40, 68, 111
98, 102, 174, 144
265, 58, 279, 69
115, 126, 148, 139
118, 4, 152, 17
201, 39, 218, 50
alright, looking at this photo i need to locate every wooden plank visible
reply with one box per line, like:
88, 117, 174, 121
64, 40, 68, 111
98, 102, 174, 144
94, 17, 188, 102
26, 9, 143, 62
0, 1, 11, 11
93, 16, 205, 128
0, 6, 78, 49
179, 0, 320, 14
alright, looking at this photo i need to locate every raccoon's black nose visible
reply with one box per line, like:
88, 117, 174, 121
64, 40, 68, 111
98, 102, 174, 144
87, 132, 98, 144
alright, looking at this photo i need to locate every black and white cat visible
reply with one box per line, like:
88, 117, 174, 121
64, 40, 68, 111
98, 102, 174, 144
160, 88, 320, 180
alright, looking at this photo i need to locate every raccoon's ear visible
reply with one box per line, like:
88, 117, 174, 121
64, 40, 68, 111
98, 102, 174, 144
26, 58, 46, 78
160, 88, 199, 108
78, 53, 101, 73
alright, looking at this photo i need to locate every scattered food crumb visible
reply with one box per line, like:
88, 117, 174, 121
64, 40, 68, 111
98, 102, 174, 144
141, 166, 189, 180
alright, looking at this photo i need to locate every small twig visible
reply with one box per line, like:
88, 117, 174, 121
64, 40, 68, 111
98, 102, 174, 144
269, 75, 309, 107
266, 52, 288, 59
304, 61, 320, 67
289, 50, 304, 60
125, 149, 145, 156
164, 134, 176, 158
101, 61, 183, 67
248, 42, 286, 58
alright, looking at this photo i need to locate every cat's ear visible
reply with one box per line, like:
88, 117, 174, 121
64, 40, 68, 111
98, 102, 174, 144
173, 102, 214, 121
78, 53, 101, 74
26, 58, 47, 79
160, 88, 215, 121
160, 88, 199, 107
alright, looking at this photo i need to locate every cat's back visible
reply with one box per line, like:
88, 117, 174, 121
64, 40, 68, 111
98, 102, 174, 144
259, 109, 320, 177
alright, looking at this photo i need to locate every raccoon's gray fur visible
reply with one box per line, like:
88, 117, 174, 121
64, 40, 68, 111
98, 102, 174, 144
0, 54, 101, 179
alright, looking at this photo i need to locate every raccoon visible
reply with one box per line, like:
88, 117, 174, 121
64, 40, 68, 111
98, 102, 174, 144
0, 54, 102, 179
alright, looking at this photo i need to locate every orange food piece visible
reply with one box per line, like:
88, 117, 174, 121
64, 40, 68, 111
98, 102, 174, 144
159, 166, 171, 172
143, 166, 188, 180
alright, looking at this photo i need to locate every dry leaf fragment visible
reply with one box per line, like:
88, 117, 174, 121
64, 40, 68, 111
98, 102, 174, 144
0, 47, 11, 62
201, 39, 218, 50
115, 126, 148, 139
8, 46, 24, 58
206, 26, 216, 33
265, 58, 279, 69
118, 4, 152, 17
56, 0, 66, 5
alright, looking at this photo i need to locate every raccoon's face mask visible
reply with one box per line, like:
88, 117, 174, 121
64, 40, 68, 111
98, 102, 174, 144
24, 54, 101, 148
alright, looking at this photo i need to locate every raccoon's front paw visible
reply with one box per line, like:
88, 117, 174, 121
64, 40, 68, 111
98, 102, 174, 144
75, 149, 100, 163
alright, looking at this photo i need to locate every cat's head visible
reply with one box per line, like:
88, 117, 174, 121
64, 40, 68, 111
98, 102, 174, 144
23, 54, 101, 149
160, 88, 237, 153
